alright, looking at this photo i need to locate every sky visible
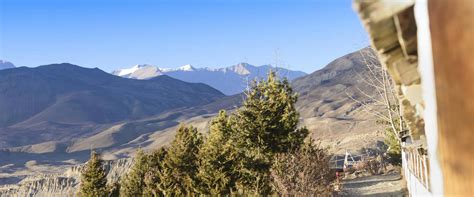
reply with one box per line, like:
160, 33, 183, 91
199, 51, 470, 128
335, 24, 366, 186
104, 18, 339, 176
0, 0, 369, 73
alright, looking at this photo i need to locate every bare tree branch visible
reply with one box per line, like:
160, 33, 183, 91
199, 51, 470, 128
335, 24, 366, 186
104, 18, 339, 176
348, 48, 405, 145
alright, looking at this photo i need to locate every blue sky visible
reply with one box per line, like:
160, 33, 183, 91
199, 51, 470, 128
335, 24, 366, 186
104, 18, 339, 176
0, 0, 368, 73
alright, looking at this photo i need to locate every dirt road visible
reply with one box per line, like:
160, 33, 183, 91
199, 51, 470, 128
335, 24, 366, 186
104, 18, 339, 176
339, 173, 407, 196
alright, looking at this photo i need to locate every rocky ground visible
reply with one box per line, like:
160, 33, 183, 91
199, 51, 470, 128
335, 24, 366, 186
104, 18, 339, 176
0, 159, 132, 196
339, 172, 407, 196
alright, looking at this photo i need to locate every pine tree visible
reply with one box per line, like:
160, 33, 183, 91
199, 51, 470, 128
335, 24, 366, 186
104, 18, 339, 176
143, 147, 167, 196
196, 110, 237, 195
79, 151, 108, 197
159, 124, 203, 195
232, 71, 309, 194
120, 72, 310, 195
108, 181, 121, 197
120, 149, 148, 196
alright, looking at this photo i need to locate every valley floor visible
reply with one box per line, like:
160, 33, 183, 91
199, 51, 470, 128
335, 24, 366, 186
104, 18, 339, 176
339, 173, 407, 196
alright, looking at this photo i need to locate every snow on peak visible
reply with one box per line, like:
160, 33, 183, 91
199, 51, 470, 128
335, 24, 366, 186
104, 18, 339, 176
113, 64, 197, 77
178, 64, 195, 71
114, 64, 154, 76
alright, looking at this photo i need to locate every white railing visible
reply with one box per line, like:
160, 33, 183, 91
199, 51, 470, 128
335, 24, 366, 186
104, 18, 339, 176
403, 147, 430, 192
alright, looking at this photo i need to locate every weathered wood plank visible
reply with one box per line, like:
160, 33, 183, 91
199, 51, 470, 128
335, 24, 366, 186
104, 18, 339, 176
429, 0, 474, 195
354, 0, 415, 23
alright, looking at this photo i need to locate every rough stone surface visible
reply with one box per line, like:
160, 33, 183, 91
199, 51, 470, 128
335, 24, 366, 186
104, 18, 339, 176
0, 158, 132, 196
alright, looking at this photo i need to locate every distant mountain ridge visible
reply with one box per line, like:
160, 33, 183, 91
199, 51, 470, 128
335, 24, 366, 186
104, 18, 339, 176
0, 60, 15, 70
112, 63, 307, 95
0, 63, 224, 147
0, 48, 387, 194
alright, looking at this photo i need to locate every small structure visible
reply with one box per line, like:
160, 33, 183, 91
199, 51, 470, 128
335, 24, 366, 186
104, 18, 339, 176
343, 151, 357, 170
329, 150, 367, 172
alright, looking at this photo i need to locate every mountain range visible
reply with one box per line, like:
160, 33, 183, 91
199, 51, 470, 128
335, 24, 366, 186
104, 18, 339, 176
0, 48, 384, 190
112, 63, 307, 95
0, 63, 224, 147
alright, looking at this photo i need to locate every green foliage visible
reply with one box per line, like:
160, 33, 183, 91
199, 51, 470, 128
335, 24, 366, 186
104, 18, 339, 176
121, 125, 203, 196
196, 110, 238, 195
79, 151, 108, 197
384, 128, 402, 164
271, 139, 335, 195
143, 148, 168, 196
108, 181, 121, 197
120, 149, 148, 196
376, 104, 404, 165
231, 72, 309, 194
160, 124, 203, 195
235, 72, 308, 153
118, 71, 320, 195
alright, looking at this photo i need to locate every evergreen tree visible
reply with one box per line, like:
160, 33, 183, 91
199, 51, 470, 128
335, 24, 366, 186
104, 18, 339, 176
160, 124, 203, 195
196, 110, 238, 195
108, 181, 121, 197
384, 127, 402, 164
79, 151, 108, 197
376, 105, 405, 165
143, 147, 168, 196
120, 149, 148, 196
122, 72, 310, 195
232, 72, 309, 194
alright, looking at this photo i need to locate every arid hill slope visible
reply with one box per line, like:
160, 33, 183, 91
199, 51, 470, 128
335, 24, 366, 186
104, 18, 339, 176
0, 48, 385, 190
293, 48, 384, 153
0, 64, 224, 148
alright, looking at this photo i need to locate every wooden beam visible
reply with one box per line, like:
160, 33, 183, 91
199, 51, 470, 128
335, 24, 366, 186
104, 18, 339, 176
393, 7, 418, 57
429, 0, 474, 195
354, 0, 415, 23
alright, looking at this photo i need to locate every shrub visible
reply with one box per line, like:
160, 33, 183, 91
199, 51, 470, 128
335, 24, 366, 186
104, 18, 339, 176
271, 140, 335, 195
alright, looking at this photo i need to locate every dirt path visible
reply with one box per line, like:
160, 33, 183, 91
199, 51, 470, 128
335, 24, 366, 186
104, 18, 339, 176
339, 173, 407, 196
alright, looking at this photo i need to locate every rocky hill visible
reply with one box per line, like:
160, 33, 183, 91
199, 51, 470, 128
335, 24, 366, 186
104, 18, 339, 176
0, 63, 224, 148
0, 48, 386, 195
0, 158, 132, 196
293, 47, 384, 153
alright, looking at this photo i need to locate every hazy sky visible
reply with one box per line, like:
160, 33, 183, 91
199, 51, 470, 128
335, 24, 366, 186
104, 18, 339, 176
0, 0, 368, 73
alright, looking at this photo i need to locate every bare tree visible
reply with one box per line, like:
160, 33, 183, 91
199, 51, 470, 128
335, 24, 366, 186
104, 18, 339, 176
347, 48, 405, 150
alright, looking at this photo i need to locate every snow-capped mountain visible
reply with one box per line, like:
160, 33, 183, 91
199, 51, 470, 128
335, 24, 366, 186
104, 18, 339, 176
0, 60, 15, 70
111, 64, 163, 79
112, 63, 307, 95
